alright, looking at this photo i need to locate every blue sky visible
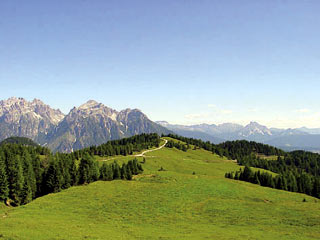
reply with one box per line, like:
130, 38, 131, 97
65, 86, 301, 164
1, 0, 320, 128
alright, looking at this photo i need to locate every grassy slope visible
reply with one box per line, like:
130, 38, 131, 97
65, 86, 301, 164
0, 137, 320, 239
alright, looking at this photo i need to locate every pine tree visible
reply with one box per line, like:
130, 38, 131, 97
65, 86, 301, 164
93, 161, 100, 181
100, 163, 113, 181
133, 159, 140, 174
242, 166, 253, 181
312, 177, 320, 198
31, 153, 43, 197
6, 155, 24, 206
78, 155, 90, 184
0, 152, 9, 201
234, 171, 239, 180
112, 161, 121, 179
21, 150, 36, 200
43, 160, 63, 194
20, 181, 32, 205
126, 164, 132, 180
252, 172, 260, 185
78, 153, 98, 184
121, 163, 127, 179
69, 159, 78, 186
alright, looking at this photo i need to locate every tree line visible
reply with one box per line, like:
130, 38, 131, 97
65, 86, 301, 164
0, 134, 151, 206
165, 134, 285, 158
72, 133, 160, 159
225, 152, 320, 199
165, 140, 189, 152
166, 134, 320, 198
225, 165, 320, 199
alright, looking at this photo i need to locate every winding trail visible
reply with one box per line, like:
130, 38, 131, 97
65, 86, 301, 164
134, 139, 168, 157
101, 139, 168, 162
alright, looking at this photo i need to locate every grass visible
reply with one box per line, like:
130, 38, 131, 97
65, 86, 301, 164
0, 137, 320, 239
256, 154, 282, 161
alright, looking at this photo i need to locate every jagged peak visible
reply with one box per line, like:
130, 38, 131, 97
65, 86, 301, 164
69, 100, 118, 120
32, 98, 45, 105
78, 100, 100, 109
248, 121, 260, 126
0, 97, 65, 125
120, 108, 142, 113
1, 97, 26, 104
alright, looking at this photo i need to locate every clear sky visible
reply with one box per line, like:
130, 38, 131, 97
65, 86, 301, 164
1, 0, 320, 128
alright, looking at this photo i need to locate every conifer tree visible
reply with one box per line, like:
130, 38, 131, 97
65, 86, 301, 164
69, 159, 78, 186
126, 164, 132, 180
31, 153, 43, 197
100, 163, 112, 181
312, 177, 320, 198
43, 160, 63, 194
6, 155, 24, 205
92, 161, 100, 181
253, 172, 260, 185
121, 163, 127, 179
0, 153, 9, 201
78, 154, 91, 184
20, 180, 32, 205
112, 161, 121, 179
21, 150, 36, 199
242, 166, 253, 181
78, 153, 100, 184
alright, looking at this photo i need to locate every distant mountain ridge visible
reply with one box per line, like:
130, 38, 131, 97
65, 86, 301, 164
157, 121, 320, 152
0, 97, 64, 143
2, 97, 320, 152
0, 97, 171, 152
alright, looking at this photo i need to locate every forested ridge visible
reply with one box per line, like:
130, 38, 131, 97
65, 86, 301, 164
72, 133, 160, 158
225, 151, 320, 199
0, 136, 40, 147
0, 134, 158, 206
166, 134, 320, 199
165, 134, 284, 158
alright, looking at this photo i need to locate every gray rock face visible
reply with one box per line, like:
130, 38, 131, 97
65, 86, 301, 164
0, 97, 171, 152
48, 101, 171, 152
0, 97, 64, 143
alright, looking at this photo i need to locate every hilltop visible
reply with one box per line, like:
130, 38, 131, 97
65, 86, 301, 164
0, 135, 319, 239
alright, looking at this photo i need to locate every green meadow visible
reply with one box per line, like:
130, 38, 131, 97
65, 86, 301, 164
0, 138, 320, 239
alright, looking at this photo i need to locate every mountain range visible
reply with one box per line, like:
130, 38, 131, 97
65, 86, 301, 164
1, 97, 320, 153
157, 121, 320, 152
0, 97, 171, 152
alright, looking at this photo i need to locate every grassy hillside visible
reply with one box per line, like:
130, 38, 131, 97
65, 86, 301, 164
1, 137, 320, 239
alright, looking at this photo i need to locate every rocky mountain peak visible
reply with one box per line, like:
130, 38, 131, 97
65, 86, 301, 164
78, 100, 100, 110
0, 97, 64, 123
0, 97, 171, 152
239, 121, 272, 137
0, 97, 66, 142
70, 100, 118, 121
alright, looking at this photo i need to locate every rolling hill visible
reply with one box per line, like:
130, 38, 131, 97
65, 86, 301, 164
1, 137, 319, 239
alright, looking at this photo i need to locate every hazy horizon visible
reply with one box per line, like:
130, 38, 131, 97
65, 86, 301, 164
1, 1, 320, 128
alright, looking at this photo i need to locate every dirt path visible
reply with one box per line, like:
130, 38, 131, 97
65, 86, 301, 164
134, 139, 168, 157
100, 139, 168, 162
